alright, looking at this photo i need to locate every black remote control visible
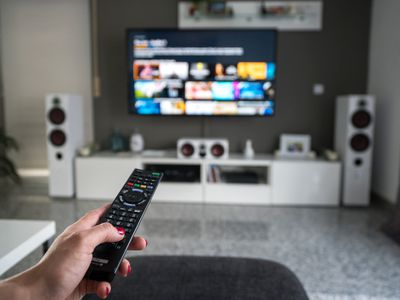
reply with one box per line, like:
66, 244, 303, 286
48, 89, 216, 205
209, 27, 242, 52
85, 168, 163, 282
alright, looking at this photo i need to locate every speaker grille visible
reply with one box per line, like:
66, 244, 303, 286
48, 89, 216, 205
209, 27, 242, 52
49, 130, 66, 147
180, 143, 195, 157
351, 110, 371, 129
211, 143, 225, 157
350, 134, 370, 152
48, 108, 66, 125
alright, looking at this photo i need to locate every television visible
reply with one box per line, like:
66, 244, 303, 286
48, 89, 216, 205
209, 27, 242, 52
127, 29, 277, 116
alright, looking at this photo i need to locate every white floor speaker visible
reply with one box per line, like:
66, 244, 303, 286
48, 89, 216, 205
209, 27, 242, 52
334, 95, 375, 206
45, 94, 85, 197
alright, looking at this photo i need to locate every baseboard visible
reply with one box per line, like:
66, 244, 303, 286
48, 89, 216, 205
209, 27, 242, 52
18, 168, 49, 177
371, 192, 396, 209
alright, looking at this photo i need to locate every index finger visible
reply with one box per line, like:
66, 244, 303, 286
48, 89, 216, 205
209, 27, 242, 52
68, 204, 111, 231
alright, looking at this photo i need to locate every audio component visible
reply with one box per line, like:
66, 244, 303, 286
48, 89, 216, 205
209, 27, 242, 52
177, 138, 229, 159
334, 95, 375, 206
45, 94, 85, 197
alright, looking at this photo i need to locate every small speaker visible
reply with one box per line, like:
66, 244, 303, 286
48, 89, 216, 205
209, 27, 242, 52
334, 95, 375, 206
177, 138, 229, 159
45, 94, 85, 197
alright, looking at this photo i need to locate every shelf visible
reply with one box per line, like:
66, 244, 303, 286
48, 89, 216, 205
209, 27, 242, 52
206, 154, 273, 165
178, 1, 323, 31
207, 164, 269, 184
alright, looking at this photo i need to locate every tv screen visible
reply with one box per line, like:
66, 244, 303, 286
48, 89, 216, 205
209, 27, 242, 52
127, 29, 277, 116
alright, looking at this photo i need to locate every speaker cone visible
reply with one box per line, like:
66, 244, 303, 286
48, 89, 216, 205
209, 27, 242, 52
351, 110, 371, 129
211, 143, 225, 157
181, 143, 194, 157
350, 134, 370, 152
48, 108, 65, 125
49, 130, 66, 147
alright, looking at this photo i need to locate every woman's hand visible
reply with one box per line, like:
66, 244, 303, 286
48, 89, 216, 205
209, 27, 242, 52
0, 204, 147, 300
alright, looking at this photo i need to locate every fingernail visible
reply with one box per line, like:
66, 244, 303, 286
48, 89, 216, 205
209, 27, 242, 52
145, 239, 148, 246
116, 227, 125, 235
128, 264, 132, 274
106, 286, 110, 297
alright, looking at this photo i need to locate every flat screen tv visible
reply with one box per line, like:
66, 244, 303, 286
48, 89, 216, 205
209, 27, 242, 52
127, 29, 277, 116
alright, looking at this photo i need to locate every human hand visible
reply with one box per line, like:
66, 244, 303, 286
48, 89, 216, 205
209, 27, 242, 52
0, 204, 147, 300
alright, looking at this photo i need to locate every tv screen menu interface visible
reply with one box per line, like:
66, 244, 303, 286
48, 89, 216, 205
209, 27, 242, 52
128, 30, 277, 116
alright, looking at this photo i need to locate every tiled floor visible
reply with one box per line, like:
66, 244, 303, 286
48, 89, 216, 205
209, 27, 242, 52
1, 177, 400, 300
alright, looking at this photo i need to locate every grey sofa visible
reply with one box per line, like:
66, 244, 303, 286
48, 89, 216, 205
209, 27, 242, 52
84, 256, 309, 300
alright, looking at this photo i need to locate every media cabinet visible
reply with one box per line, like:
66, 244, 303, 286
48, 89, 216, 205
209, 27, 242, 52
75, 151, 341, 206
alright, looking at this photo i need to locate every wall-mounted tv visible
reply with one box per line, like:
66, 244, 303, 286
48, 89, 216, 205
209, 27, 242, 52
127, 29, 277, 116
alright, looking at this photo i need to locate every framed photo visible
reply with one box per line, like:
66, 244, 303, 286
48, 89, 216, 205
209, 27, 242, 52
279, 134, 311, 158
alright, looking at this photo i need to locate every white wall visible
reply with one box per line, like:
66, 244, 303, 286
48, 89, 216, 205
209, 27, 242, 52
368, 0, 400, 204
0, 0, 92, 169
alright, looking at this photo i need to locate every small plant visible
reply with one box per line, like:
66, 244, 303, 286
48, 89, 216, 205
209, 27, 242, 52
0, 129, 21, 183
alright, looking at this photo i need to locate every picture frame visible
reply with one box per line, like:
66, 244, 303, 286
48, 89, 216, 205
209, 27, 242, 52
279, 134, 311, 158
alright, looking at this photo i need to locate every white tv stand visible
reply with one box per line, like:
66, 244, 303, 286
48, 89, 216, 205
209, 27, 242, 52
75, 151, 341, 206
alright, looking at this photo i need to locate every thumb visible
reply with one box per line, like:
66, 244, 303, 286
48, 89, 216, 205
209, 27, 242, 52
83, 222, 125, 250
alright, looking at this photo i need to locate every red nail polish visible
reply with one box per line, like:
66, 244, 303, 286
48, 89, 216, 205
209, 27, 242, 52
116, 227, 125, 235
106, 286, 110, 297
128, 264, 132, 274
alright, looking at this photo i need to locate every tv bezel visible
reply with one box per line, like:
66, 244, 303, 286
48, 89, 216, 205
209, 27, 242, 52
126, 28, 278, 118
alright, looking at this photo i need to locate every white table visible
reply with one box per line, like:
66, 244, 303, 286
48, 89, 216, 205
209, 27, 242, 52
0, 219, 56, 276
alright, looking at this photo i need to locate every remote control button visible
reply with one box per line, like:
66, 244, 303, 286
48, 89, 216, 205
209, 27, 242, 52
121, 189, 146, 205
127, 182, 133, 187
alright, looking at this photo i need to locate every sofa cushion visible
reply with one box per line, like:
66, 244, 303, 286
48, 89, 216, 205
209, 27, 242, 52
84, 255, 309, 300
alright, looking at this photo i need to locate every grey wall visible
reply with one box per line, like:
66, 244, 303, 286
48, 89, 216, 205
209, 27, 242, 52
368, 0, 400, 204
95, 0, 371, 153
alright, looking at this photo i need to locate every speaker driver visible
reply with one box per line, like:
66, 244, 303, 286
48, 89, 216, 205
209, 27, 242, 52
211, 143, 225, 157
49, 129, 67, 147
350, 134, 370, 152
48, 108, 66, 125
181, 143, 194, 157
351, 110, 371, 129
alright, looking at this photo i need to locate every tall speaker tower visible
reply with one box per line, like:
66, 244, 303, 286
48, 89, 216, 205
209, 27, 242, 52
45, 94, 84, 197
335, 95, 375, 206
